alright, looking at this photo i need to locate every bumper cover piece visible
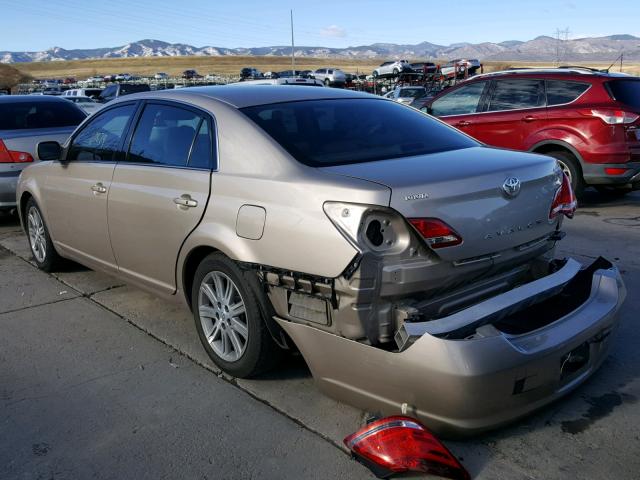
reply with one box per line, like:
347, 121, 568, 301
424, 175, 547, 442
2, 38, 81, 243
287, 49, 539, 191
276, 257, 626, 437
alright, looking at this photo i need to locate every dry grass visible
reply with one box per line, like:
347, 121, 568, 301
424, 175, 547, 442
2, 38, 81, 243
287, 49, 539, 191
16, 56, 383, 79
10, 57, 640, 82
0, 63, 33, 90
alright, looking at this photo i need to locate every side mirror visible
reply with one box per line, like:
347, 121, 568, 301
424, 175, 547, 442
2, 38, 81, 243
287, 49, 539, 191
37, 141, 62, 161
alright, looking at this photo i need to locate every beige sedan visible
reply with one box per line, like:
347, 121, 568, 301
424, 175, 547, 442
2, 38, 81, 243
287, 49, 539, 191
16, 86, 625, 436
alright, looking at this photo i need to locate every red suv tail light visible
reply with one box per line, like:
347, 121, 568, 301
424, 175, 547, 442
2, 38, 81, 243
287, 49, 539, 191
0, 139, 34, 163
589, 109, 639, 125
344, 416, 470, 480
550, 172, 577, 220
408, 218, 462, 248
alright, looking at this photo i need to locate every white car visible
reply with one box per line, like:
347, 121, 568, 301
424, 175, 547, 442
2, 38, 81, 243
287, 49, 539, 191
84, 76, 104, 84
385, 86, 428, 105
440, 59, 481, 78
373, 60, 413, 78
62, 88, 103, 100
154, 72, 169, 80
62, 95, 103, 115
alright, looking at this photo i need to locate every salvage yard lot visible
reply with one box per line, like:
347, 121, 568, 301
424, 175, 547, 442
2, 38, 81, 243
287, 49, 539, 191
15, 56, 640, 80
1, 190, 639, 479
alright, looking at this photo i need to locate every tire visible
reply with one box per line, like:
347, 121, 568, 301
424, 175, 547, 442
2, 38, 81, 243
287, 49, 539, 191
25, 198, 61, 272
191, 252, 281, 378
373, 71, 379, 78
393, 68, 399, 76
595, 185, 632, 197
324, 78, 330, 87
545, 150, 585, 198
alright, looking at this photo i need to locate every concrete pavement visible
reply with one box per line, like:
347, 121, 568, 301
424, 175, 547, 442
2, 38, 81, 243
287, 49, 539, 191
1, 189, 639, 479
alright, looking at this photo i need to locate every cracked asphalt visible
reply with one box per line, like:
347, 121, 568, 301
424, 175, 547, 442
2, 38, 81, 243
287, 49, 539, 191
1, 189, 639, 479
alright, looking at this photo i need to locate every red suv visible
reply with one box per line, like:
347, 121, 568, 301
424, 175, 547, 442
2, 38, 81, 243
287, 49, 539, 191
425, 67, 640, 197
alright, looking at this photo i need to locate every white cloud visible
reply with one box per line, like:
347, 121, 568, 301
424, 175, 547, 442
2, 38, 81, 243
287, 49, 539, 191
320, 25, 346, 38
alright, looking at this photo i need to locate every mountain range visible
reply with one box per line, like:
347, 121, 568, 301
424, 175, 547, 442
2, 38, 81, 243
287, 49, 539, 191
2, 35, 640, 63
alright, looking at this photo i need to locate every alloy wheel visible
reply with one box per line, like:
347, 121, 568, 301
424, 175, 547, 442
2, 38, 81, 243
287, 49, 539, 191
27, 206, 47, 263
198, 271, 248, 362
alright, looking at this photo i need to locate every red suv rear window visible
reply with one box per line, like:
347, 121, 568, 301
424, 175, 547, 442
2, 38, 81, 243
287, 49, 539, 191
606, 80, 640, 109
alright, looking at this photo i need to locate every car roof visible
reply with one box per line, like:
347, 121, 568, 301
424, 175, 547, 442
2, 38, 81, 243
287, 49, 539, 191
471, 67, 634, 81
0, 95, 69, 104
119, 85, 376, 108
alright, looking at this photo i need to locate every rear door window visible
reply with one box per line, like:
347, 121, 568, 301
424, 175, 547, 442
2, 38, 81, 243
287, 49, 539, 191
546, 80, 590, 105
67, 104, 136, 161
127, 103, 208, 168
430, 81, 488, 116
0, 100, 86, 130
488, 79, 544, 111
606, 80, 640, 109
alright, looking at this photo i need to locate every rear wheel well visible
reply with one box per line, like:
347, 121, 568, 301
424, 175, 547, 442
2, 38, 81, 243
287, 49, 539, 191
532, 144, 581, 168
182, 246, 219, 311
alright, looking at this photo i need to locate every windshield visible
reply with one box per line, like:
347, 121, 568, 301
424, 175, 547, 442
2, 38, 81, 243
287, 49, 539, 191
241, 98, 477, 167
399, 88, 426, 98
607, 80, 640, 109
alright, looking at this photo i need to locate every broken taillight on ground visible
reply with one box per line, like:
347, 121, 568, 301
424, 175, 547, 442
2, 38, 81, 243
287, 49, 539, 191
343, 416, 470, 479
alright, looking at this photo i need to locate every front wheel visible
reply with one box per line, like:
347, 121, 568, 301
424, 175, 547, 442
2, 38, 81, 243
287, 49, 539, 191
324, 78, 330, 86
192, 253, 281, 378
25, 198, 61, 272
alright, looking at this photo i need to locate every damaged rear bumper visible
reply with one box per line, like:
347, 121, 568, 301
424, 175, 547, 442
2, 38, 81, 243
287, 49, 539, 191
275, 257, 626, 438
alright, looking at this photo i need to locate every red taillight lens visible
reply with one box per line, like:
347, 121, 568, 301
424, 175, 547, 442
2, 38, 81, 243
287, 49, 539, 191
408, 218, 462, 248
604, 167, 629, 175
549, 172, 577, 220
0, 139, 34, 163
344, 416, 470, 480
589, 109, 639, 125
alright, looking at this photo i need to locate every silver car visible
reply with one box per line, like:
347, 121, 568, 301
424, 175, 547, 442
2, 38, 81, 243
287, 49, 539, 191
313, 68, 346, 86
16, 86, 625, 436
0, 96, 85, 212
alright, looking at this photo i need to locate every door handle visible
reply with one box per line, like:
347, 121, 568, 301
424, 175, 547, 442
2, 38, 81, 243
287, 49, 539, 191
455, 120, 471, 127
173, 194, 198, 208
91, 182, 107, 194
522, 115, 537, 123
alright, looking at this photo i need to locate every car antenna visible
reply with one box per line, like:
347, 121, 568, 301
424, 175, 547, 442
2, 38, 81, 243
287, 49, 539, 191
604, 51, 624, 73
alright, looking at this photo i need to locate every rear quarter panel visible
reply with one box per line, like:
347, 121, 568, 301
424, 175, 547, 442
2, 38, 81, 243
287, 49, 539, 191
177, 99, 390, 295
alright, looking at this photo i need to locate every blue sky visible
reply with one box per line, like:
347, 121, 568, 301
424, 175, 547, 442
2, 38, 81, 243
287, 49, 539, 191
2, 0, 638, 51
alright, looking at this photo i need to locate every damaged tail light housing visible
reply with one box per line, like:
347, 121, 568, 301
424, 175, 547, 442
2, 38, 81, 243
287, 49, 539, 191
408, 218, 462, 248
344, 416, 470, 480
0, 139, 34, 163
549, 172, 577, 220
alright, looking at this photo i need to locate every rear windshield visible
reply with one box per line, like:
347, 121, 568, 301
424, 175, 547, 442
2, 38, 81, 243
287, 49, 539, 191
241, 98, 477, 167
0, 100, 86, 130
606, 80, 640, 109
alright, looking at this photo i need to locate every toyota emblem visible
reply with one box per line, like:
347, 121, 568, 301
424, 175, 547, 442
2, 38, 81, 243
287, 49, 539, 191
502, 177, 521, 198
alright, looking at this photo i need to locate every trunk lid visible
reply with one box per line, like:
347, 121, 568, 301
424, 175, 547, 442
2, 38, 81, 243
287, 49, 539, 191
321, 146, 560, 262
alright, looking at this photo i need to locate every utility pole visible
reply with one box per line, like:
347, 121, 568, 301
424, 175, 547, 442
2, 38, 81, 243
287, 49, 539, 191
554, 27, 570, 66
290, 10, 295, 72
